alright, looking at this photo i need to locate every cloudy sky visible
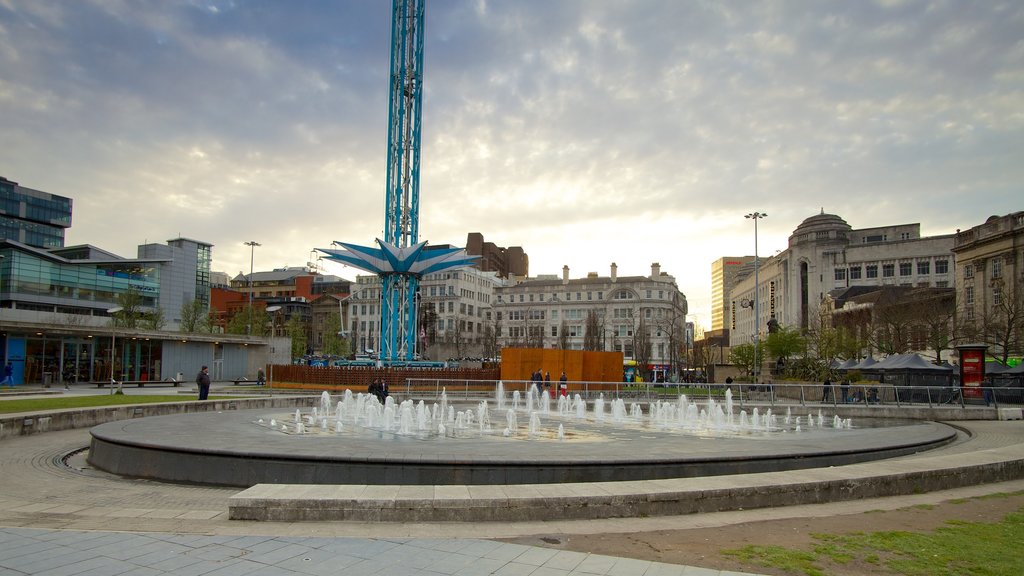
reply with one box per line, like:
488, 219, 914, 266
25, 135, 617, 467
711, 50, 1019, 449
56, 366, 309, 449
2, 0, 1022, 328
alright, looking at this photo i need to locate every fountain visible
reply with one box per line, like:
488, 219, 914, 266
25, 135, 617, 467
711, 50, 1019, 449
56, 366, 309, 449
88, 385, 957, 488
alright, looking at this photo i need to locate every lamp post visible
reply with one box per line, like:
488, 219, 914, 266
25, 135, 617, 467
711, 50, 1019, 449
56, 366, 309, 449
265, 305, 281, 395
244, 241, 261, 335
745, 212, 767, 382
107, 306, 123, 393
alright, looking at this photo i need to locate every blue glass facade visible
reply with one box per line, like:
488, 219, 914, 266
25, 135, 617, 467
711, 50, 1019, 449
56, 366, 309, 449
0, 176, 72, 248
0, 248, 159, 310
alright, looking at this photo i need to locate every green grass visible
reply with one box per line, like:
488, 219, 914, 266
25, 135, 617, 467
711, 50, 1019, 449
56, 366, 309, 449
0, 395, 236, 414
724, 506, 1024, 576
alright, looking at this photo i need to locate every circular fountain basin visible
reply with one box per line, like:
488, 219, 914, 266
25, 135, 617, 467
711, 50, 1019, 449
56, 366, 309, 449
88, 407, 957, 487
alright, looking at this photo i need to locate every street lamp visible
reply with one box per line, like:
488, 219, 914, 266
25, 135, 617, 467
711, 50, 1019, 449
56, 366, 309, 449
244, 241, 261, 335
107, 306, 123, 393
265, 305, 281, 394
745, 212, 767, 382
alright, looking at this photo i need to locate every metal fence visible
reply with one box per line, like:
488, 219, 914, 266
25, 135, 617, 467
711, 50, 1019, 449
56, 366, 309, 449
402, 378, 1023, 410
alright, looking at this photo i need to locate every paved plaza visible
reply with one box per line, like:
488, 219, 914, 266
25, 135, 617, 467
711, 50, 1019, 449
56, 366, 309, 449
1, 385, 1023, 575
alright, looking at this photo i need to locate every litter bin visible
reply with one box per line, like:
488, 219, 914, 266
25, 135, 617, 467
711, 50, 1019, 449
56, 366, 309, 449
43, 372, 53, 387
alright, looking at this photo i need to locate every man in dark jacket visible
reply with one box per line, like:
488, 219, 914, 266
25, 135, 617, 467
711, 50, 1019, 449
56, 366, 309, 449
196, 366, 211, 400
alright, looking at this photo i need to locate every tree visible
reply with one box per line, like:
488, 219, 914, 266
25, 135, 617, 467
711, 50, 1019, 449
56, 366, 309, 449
764, 325, 805, 369
974, 278, 1024, 364
286, 315, 307, 358
322, 312, 350, 357
112, 287, 145, 329
583, 310, 601, 351
633, 311, 653, 379
558, 320, 570, 349
730, 342, 763, 378
180, 299, 207, 333
226, 305, 270, 336
139, 307, 165, 331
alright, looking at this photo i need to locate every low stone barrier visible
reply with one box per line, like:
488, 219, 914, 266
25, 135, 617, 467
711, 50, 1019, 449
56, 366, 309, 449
0, 396, 315, 441
228, 442, 1024, 522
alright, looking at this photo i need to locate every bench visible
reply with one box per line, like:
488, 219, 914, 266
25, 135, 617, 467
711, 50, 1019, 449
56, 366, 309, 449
96, 379, 180, 388
232, 379, 266, 386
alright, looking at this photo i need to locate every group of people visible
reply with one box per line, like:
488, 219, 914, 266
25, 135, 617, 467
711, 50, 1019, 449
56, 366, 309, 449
530, 369, 568, 396
822, 377, 878, 404
368, 378, 390, 403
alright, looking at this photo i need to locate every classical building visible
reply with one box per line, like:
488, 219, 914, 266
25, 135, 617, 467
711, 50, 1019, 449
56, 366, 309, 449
347, 266, 507, 359
492, 263, 688, 378
730, 212, 955, 347
0, 176, 72, 249
951, 212, 1024, 359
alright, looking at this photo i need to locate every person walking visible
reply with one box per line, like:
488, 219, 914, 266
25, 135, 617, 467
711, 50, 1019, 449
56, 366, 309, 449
1, 362, 13, 387
196, 365, 211, 401
821, 376, 832, 402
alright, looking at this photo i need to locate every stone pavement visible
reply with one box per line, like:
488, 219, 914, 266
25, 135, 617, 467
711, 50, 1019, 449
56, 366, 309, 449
2, 390, 1023, 575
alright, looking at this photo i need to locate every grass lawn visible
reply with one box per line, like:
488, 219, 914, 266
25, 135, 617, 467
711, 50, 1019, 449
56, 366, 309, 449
0, 395, 237, 414
723, 497, 1024, 576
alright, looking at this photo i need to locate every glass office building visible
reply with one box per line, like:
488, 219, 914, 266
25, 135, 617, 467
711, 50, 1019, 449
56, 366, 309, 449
0, 176, 72, 249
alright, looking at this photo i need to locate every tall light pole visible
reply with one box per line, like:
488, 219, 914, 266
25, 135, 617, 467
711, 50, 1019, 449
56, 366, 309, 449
107, 306, 123, 393
745, 212, 767, 382
244, 241, 261, 335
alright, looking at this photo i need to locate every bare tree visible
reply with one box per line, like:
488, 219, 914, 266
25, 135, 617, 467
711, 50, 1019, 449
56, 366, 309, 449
558, 319, 570, 349
583, 310, 601, 351
972, 278, 1024, 364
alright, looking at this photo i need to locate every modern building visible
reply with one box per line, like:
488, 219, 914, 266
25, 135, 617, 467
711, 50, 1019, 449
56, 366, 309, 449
729, 212, 955, 347
710, 256, 756, 333
951, 211, 1024, 359
492, 263, 688, 379
0, 176, 72, 249
465, 232, 529, 279
1, 237, 262, 386
1, 178, 265, 385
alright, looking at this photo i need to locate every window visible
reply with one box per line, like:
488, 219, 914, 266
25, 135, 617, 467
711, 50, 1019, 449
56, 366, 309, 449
866, 265, 878, 279
965, 286, 974, 305
917, 261, 930, 275
993, 284, 1002, 306
936, 259, 949, 274
936, 281, 948, 288
882, 264, 895, 277
899, 262, 912, 276
992, 258, 1003, 279
834, 268, 847, 281
964, 265, 974, 279
849, 266, 862, 280
551, 325, 558, 337
587, 291, 592, 301
646, 290, 652, 298
529, 294, 534, 302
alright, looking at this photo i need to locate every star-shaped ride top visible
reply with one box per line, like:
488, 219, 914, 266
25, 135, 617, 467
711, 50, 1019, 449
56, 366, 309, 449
317, 239, 477, 276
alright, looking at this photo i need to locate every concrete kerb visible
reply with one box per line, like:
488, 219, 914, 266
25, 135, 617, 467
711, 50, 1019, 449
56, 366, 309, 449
227, 442, 1024, 522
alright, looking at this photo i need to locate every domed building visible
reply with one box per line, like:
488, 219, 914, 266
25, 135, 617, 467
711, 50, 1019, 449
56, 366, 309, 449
728, 211, 955, 347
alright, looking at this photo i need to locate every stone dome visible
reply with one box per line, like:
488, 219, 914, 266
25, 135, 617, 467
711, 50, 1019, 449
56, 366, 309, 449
789, 212, 851, 247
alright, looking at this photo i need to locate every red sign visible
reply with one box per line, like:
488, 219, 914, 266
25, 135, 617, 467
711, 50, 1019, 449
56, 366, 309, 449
959, 348, 985, 399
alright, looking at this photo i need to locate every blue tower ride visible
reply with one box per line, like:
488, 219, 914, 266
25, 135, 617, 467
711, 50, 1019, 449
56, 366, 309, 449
318, 0, 475, 362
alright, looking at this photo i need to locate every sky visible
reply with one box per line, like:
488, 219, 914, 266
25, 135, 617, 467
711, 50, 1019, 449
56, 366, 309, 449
2, 0, 1022, 330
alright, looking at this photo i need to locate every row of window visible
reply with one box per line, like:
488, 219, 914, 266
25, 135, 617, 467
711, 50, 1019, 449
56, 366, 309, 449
498, 288, 667, 304
834, 259, 949, 281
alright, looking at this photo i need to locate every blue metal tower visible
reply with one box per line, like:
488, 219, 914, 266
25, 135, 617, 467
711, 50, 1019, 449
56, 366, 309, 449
319, 0, 475, 362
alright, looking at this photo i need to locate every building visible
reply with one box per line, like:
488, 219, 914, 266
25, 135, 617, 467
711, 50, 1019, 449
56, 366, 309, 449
492, 263, 688, 379
710, 256, 756, 333
138, 238, 213, 322
348, 266, 507, 360
1, 237, 261, 385
951, 211, 1024, 360
0, 176, 72, 249
465, 232, 529, 279
829, 285, 956, 360
730, 212, 955, 347
309, 293, 351, 355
